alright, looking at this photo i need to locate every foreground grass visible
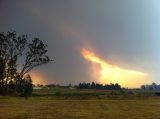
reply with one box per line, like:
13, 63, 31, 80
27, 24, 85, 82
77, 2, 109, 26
0, 96, 160, 119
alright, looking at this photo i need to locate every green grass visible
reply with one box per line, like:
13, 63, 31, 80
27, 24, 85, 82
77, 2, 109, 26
1, 88, 160, 119
32, 88, 159, 100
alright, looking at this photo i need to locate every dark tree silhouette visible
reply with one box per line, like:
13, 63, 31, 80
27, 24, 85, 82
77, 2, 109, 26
20, 38, 51, 78
141, 83, 160, 90
78, 82, 121, 90
0, 30, 52, 96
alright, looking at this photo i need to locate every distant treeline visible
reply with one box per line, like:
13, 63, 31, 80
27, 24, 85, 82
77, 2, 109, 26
37, 83, 160, 91
78, 82, 121, 90
141, 83, 160, 90
41, 82, 122, 90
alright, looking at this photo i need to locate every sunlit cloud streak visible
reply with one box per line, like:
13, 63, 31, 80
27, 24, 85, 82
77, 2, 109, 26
81, 48, 151, 88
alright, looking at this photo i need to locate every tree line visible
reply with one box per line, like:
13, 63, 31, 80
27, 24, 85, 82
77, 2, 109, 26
78, 82, 121, 90
36, 82, 122, 90
0, 30, 52, 97
141, 83, 160, 90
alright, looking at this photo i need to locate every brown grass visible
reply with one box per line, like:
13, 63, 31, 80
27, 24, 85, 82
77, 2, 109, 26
0, 96, 160, 119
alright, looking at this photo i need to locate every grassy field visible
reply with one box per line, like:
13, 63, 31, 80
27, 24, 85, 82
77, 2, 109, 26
1, 88, 160, 119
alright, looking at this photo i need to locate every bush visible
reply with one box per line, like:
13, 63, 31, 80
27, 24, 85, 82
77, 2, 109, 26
16, 75, 33, 98
55, 91, 61, 96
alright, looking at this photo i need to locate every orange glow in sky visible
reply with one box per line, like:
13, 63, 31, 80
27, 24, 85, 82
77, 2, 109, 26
29, 71, 47, 85
81, 48, 150, 88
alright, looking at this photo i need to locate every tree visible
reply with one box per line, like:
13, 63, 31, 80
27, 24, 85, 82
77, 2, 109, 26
0, 30, 52, 96
91, 82, 96, 88
141, 85, 145, 90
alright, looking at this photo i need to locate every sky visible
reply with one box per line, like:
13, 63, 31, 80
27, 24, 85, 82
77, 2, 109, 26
0, 0, 160, 88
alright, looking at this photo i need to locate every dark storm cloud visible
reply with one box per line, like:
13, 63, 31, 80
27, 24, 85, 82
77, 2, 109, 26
0, 0, 160, 85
